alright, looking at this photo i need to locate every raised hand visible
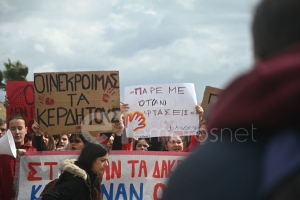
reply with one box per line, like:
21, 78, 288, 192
196, 104, 204, 121
120, 103, 130, 114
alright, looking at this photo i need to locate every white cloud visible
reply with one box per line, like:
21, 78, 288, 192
34, 43, 45, 53
0, 0, 259, 102
177, 0, 195, 10
33, 63, 57, 73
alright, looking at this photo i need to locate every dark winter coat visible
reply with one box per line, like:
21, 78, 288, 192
41, 159, 102, 200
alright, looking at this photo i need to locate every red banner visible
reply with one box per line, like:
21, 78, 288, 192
6, 81, 35, 133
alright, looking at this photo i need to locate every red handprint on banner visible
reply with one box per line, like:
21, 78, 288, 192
125, 112, 146, 132
102, 88, 116, 103
39, 94, 55, 105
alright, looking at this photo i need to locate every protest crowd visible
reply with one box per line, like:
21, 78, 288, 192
0, 79, 208, 200
2, 0, 300, 199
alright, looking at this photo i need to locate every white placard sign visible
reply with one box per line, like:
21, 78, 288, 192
124, 83, 198, 138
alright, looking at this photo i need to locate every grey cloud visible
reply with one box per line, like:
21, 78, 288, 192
0, 0, 258, 102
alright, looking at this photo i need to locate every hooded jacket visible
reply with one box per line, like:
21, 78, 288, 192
162, 43, 300, 200
41, 159, 102, 200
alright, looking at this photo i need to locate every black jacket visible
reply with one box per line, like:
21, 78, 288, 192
42, 159, 101, 200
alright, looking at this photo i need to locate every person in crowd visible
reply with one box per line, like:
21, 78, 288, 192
41, 142, 109, 200
197, 121, 207, 142
133, 138, 151, 151
0, 114, 42, 199
31, 121, 56, 151
98, 106, 126, 151
162, 136, 187, 152
163, 0, 300, 199
98, 133, 115, 151
69, 133, 91, 150
32, 133, 56, 151
57, 133, 70, 149
183, 105, 207, 152
0, 118, 7, 138
146, 137, 163, 151
52, 134, 61, 148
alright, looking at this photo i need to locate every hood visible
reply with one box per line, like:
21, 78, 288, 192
207, 43, 300, 132
60, 159, 87, 180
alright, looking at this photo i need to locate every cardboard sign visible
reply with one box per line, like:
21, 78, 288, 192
6, 81, 35, 133
201, 86, 222, 119
15, 151, 187, 200
0, 102, 6, 120
124, 83, 198, 138
34, 71, 120, 136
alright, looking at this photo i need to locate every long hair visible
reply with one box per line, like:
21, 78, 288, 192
32, 134, 56, 151
77, 142, 109, 170
77, 142, 108, 200
69, 133, 90, 144
132, 138, 151, 150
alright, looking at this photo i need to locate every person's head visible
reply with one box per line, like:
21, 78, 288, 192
52, 134, 61, 148
0, 119, 7, 138
133, 138, 150, 151
31, 132, 56, 151
44, 133, 56, 151
197, 121, 208, 143
69, 133, 90, 150
58, 134, 69, 148
77, 142, 109, 174
8, 114, 27, 147
164, 136, 187, 152
252, 0, 300, 60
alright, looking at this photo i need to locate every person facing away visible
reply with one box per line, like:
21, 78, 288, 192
162, 0, 300, 199
0, 114, 37, 200
41, 142, 109, 200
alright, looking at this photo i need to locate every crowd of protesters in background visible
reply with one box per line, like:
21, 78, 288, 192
0, 99, 206, 200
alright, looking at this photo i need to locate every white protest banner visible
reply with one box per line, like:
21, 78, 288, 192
16, 151, 187, 200
124, 83, 198, 138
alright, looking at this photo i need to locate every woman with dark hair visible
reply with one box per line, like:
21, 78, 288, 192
41, 142, 109, 200
133, 138, 150, 151
69, 133, 90, 150
31, 121, 56, 151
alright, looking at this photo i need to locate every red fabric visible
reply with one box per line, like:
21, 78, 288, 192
6, 81, 35, 134
0, 142, 36, 200
183, 136, 200, 152
122, 143, 132, 150
207, 43, 300, 131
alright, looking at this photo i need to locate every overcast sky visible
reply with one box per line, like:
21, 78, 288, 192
0, 0, 259, 103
